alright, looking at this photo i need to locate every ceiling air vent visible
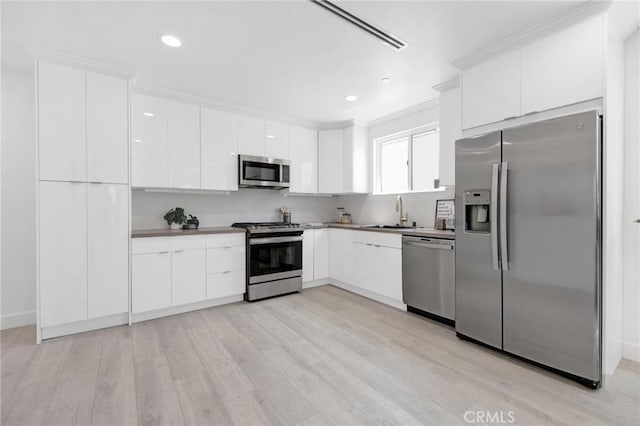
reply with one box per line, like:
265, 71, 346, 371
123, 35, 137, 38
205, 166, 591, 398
311, 0, 408, 50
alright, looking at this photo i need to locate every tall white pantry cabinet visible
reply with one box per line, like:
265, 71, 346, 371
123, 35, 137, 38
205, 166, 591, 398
37, 61, 130, 341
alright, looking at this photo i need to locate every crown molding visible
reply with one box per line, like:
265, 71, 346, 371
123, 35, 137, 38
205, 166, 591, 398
133, 85, 320, 129
432, 75, 460, 93
366, 97, 439, 128
28, 47, 138, 79
451, 0, 612, 70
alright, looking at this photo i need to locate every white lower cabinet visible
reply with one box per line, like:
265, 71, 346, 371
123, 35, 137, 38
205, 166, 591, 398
302, 230, 315, 282
132, 251, 172, 314
328, 229, 353, 284
353, 242, 402, 301
172, 249, 206, 306
313, 229, 329, 280
39, 181, 88, 327
131, 233, 246, 316
207, 270, 245, 299
87, 183, 129, 319
206, 234, 245, 299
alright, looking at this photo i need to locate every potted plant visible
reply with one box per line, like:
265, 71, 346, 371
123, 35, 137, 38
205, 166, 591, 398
164, 207, 187, 230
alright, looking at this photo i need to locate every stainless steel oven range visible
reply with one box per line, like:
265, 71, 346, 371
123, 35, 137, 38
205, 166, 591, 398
231, 222, 303, 301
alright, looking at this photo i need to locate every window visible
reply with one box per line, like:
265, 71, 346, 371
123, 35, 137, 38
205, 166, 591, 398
374, 126, 441, 194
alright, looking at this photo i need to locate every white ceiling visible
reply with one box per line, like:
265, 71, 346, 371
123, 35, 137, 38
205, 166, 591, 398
2, 1, 586, 125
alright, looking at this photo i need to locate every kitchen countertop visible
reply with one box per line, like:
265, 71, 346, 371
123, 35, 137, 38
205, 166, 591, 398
132, 223, 455, 240
131, 226, 244, 238
303, 223, 455, 240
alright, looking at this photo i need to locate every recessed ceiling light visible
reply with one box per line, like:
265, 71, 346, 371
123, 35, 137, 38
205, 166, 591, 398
161, 35, 182, 48
142, 112, 155, 117
266, 135, 275, 139
381, 77, 392, 84
133, 139, 143, 143
345, 95, 358, 102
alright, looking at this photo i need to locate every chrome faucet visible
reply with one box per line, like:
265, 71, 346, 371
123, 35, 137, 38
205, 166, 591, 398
395, 195, 408, 226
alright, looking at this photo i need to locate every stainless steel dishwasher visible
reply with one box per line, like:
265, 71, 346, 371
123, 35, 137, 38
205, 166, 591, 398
402, 236, 455, 325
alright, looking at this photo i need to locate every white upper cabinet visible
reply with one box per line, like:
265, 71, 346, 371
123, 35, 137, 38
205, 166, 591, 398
238, 116, 265, 156
438, 86, 461, 186
168, 101, 200, 188
87, 183, 129, 319
289, 126, 318, 194
462, 50, 521, 129
201, 108, 239, 191
318, 126, 369, 194
38, 62, 87, 182
264, 121, 289, 160
39, 181, 88, 327
86, 73, 128, 184
131, 94, 168, 187
521, 16, 604, 115
343, 125, 369, 194
318, 129, 344, 194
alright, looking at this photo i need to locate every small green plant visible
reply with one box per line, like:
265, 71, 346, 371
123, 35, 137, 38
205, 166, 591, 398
164, 207, 187, 226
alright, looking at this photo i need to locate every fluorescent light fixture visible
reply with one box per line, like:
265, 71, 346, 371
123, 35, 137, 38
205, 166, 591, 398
381, 77, 392, 84
311, 0, 407, 50
142, 112, 154, 117
345, 95, 358, 102
161, 35, 182, 47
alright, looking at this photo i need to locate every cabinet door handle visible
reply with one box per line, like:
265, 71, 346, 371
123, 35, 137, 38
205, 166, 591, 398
223, 246, 232, 249
523, 111, 539, 116
174, 250, 185, 253
504, 115, 518, 120
158, 251, 170, 255
222, 270, 232, 274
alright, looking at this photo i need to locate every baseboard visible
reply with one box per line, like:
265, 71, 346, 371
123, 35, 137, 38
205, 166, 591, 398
328, 279, 406, 311
41, 313, 129, 340
131, 294, 244, 323
302, 279, 331, 289
622, 340, 640, 362
1, 310, 37, 330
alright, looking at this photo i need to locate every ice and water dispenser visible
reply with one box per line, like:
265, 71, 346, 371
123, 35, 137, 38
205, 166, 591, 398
464, 190, 491, 233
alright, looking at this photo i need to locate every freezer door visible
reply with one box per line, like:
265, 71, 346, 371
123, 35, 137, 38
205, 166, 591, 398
455, 131, 503, 349
502, 111, 601, 382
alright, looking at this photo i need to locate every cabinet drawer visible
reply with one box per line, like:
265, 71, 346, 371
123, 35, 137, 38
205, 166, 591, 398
206, 233, 246, 248
132, 237, 171, 254
207, 246, 245, 273
352, 231, 401, 249
207, 270, 245, 300
171, 236, 206, 251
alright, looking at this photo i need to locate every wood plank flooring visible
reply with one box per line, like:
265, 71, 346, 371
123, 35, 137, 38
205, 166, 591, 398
2, 285, 639, 425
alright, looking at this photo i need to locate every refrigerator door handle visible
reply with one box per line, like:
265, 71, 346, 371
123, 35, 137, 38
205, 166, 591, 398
500, 161, 509, 271
491, 163, 501, 271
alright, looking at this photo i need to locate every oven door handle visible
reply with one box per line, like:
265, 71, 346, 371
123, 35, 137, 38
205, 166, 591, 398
250, 236, 303, 245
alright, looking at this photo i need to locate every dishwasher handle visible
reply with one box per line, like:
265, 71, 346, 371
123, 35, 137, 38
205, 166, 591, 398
402, 239, 454, 250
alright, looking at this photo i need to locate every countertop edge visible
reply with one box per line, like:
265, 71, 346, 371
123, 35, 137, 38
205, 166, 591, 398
131, 227, 245, 238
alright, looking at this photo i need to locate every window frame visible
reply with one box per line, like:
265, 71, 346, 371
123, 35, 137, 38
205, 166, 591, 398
373, 123, 442, 195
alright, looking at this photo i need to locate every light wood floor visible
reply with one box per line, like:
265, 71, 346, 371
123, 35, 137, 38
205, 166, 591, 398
2, 285, 639, 426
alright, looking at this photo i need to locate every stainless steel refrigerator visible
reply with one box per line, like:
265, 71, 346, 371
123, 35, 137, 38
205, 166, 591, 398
455, 110, 602, 388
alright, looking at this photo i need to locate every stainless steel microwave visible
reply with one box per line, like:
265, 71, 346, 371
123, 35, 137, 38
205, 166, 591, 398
238, 155, 290, 189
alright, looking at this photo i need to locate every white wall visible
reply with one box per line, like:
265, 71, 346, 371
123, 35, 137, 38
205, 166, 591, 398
338, 101, 452, 227
132, 189, 337, 229
1, 66, 37, 329
602, 21, 626, 377
623, 30, 640, 362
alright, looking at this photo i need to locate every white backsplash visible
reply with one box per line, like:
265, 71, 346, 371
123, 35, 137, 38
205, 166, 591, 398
335, 187, 455, 228
131, 188, 338, 229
